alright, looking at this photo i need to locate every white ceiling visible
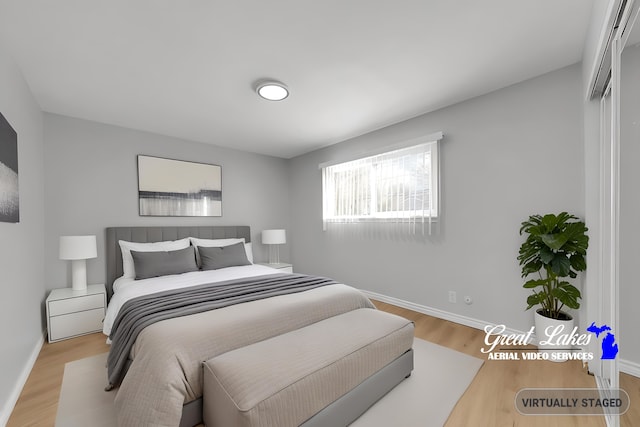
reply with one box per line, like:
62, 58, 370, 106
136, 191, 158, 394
0, 0, 595, 159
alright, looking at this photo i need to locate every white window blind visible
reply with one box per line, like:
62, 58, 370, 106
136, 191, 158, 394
320, 133, 441, 236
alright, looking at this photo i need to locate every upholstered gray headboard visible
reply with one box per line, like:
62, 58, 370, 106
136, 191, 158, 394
105, 226, 251, 299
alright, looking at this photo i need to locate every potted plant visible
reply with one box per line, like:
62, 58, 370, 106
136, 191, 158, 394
518, 212, 588, 360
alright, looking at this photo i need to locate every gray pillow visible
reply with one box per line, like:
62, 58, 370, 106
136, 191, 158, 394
131, 246, 198, 280
198, 242, 251, 270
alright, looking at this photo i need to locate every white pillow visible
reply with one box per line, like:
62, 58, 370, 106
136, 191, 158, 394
118, 238, 191, 279
188, 237, 253, 264
189, 237, 244, 247
244, 242, 254, 264
112, 275, 133, 293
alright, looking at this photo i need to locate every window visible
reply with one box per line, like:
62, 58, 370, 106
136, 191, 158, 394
321, 133, 441, 235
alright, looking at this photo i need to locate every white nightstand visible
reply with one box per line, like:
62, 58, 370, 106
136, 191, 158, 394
257, 262, 293, 273
46, 284, 106, 342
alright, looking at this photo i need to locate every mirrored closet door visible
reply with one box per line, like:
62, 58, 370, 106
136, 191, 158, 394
594, 1, 640, 425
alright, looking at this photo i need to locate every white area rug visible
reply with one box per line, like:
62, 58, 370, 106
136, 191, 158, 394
56, 338, 483, 427
55, 352, 114, 427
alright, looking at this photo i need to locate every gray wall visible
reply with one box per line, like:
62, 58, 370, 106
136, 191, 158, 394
44, 114, 291, 290
0, 46, 45, 423
289, 64, 585, 334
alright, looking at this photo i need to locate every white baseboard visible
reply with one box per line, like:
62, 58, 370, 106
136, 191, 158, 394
360, 289, 531, 338
620, 358, 640, 378
0, 331, 45, 427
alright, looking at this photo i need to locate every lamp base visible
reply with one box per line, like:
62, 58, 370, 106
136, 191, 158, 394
268, 246, 281, 264
71, 259, 88, 291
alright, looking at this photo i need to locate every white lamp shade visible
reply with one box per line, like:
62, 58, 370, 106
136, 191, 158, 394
59, 235, 97, 260
262, 229, 286, 245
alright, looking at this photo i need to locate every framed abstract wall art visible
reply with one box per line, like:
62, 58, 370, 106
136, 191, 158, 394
0, 112, 19, 223
137, 155, 222, 217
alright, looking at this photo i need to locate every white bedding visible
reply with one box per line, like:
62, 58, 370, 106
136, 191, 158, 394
103, 264, 285, 336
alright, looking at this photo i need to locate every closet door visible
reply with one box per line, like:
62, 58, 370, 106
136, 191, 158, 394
619, 0, 640, 393
586, 3, 640, 425
596, 81, 615, 389
596, 74, 620, 401
594, 5, 640, 426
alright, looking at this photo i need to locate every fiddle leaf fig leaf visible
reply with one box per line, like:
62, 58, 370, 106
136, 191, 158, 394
541, 214, 559, 232
540, 246, 555, 264
521, 260, 542, 277
551, 283, 581, 310
551, 254, 571, 277
526, 293, 547, 310
541, 233, 569, 250
523, 279, 547, 289
570, 254, 587, 272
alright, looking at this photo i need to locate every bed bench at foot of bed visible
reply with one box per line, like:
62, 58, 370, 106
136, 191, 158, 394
202, 308, 414, 427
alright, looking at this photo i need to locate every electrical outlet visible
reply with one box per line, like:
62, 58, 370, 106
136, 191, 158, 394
448, 291, 456, 303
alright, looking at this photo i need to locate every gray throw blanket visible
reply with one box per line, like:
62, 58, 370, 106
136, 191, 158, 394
107, 273, 337, 388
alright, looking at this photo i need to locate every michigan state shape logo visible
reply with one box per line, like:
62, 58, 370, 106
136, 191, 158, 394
587, 322, 619, 360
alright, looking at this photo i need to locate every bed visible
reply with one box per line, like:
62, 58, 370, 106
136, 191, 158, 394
103, 226, 413, 427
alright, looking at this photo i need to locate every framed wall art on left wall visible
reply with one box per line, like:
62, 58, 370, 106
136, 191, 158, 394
0, 112, 18, 223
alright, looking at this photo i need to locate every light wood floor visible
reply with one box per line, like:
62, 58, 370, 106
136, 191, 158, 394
8, 300, 639, 426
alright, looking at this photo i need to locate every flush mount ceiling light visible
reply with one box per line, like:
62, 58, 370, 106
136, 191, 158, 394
255, 80, 289, 101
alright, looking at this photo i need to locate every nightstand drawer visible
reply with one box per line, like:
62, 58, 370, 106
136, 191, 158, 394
256, 263, 293, 273
48, 293, 104, 316
49, 308, 104, 341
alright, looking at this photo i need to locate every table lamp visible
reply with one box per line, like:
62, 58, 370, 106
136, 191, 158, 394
261, 229, 286, 264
